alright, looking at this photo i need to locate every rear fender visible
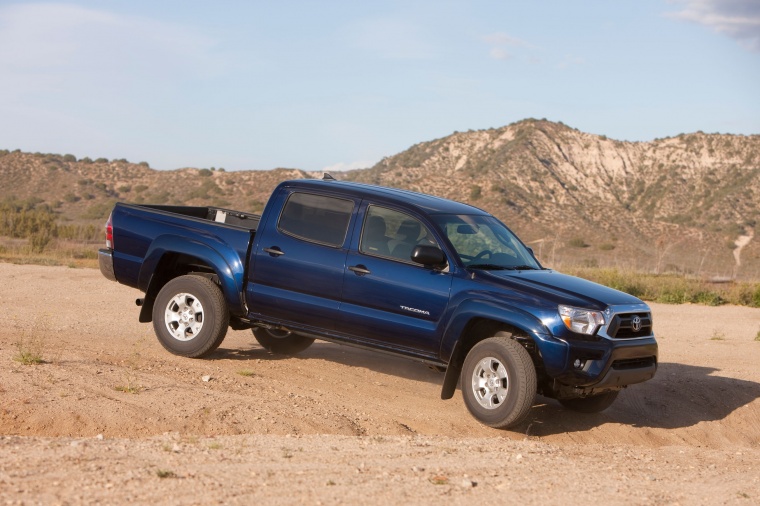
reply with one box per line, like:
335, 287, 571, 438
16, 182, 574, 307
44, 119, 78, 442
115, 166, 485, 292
137, 234, 246, 320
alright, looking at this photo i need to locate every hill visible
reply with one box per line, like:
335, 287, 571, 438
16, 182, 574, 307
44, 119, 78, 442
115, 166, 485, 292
1, 119, 758, 279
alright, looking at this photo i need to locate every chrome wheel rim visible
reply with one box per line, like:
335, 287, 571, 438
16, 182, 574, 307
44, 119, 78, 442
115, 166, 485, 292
164, 293, 204, 341
471, 356, 509, 409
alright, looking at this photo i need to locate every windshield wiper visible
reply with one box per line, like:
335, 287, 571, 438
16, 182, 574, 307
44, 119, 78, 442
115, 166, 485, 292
468, 264, 540, 271
467, 263, 508, 270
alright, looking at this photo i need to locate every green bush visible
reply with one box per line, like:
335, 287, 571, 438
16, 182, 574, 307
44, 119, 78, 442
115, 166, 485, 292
568, 238, 589, 248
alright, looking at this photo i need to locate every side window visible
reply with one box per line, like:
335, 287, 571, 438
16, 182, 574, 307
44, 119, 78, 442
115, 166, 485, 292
278, 192, 354, 247
360, 206, 438, 262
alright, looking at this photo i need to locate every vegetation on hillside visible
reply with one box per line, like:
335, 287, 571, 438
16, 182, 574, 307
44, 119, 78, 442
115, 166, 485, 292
2, 119, 760, 303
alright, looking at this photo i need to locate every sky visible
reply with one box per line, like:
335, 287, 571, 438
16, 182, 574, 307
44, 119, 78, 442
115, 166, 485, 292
0, 0, 758, 172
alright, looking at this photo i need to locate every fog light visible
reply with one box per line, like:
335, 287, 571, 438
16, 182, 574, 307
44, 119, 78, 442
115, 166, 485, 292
573, 359, 586, 369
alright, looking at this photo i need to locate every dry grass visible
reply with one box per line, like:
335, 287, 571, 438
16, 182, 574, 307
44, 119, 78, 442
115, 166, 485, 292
567, 267, 760, 308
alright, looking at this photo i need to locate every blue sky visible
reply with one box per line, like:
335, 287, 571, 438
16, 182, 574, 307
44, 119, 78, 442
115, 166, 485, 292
1, 0, 758, 171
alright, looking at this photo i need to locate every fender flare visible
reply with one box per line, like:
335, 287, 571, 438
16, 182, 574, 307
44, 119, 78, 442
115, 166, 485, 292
137, 234, 246, 320
438, 299, 566, 400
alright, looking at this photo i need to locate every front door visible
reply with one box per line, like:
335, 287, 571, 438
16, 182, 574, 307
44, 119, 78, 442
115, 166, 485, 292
338, 204, 453, 355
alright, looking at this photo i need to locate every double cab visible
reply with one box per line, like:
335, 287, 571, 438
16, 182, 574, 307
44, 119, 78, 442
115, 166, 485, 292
99, 177, 658, 428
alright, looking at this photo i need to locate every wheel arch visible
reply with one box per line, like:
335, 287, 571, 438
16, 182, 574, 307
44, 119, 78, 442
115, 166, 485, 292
439, 301, 550, 401
137, 235, 245, 323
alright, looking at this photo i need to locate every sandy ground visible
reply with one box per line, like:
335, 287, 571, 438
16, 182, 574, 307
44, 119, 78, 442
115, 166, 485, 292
1, 263, 759, 504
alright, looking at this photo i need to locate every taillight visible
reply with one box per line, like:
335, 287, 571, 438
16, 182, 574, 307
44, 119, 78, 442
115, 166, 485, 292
105, 213, 114, 249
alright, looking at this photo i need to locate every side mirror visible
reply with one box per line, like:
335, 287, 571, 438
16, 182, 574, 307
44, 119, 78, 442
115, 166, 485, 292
411, 245, 446, 268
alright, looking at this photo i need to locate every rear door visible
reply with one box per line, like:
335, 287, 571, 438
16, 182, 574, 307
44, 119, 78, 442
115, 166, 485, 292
338, 203, 453, 354
246, 189, 358, 331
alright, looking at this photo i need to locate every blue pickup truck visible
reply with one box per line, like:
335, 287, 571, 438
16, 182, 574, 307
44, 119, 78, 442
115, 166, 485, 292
99, 177, 657, 428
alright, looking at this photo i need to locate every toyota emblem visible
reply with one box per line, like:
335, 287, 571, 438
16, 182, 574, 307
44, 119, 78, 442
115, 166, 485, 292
631, 315, 642, 332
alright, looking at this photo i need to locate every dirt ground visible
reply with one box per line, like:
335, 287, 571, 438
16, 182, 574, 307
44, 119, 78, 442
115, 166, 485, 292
1, 263, 759, 505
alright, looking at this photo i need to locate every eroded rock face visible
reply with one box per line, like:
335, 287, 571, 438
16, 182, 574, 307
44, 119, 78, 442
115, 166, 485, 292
347, 120, 760, 278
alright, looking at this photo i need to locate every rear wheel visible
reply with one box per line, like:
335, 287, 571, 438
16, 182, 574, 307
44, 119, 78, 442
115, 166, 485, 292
252, 328, 314, 355
152, 275, 229, 358
461, 336, 536, 429
558, 391, 619, 413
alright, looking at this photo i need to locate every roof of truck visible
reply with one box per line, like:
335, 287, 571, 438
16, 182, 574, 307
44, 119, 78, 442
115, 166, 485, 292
282, 178, 490, 216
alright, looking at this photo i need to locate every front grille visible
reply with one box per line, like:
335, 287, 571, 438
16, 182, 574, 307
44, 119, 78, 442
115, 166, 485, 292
607, 312, 652, 339
612, 356, 656, 370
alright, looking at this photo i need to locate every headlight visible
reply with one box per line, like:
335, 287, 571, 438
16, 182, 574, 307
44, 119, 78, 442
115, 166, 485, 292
558, 305, 605, 335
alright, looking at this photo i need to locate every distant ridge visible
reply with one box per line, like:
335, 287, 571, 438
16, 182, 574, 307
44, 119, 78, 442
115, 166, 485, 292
1, 119, 758, 279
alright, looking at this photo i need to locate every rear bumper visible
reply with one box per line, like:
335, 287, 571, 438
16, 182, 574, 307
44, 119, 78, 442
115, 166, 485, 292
98, 248, 117, 282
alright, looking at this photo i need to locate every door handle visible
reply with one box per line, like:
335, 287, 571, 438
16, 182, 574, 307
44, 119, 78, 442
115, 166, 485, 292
348, 265, 371, 275
263, 247, 284, 257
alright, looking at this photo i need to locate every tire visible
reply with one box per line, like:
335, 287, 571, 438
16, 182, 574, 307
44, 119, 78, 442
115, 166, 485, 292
558, 391, 619, 413
252, 328, 314, 355
152, 275, 229, 358
461, 336, 537, 429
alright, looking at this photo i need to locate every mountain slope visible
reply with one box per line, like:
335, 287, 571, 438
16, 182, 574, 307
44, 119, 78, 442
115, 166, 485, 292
344, 119, 760, 279
1, 119, 758, 279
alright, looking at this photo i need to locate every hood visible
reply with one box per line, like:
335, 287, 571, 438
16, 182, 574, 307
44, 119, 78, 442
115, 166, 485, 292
473, 269, 644, 309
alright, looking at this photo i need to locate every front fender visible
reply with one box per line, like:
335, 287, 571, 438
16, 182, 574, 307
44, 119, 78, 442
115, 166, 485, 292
440, 298, 551, 361
138, 234, 246, 316
439, 298, 571, 383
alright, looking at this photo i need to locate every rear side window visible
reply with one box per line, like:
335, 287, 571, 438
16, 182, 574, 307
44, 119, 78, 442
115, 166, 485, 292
360, 205, 438, 262
278, 192, 354, 247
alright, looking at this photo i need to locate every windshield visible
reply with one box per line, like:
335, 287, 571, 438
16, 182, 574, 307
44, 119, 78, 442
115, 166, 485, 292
432, 214, 542, 270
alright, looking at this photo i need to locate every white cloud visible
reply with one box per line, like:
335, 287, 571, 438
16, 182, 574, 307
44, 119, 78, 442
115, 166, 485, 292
483, 32, 531, 47
0, 2, 224, 100
349, 17, 434, 60
557, 55, 586, 69
489, 47, 512, 61
482, 32, 535, 61
667, 0, 760, 52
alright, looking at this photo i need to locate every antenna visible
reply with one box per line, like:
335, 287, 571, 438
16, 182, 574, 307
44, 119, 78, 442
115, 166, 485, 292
322, 172, 336, 181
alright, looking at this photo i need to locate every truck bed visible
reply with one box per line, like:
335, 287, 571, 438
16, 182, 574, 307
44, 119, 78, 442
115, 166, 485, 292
139, 205, 261, 231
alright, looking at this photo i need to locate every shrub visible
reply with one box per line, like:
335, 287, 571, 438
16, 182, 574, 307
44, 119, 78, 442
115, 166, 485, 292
198, 168, 213, 177
568, 238, 589, 248
95, 157, 109, 163
28, 230, 53, 253
63, 154, 77, 162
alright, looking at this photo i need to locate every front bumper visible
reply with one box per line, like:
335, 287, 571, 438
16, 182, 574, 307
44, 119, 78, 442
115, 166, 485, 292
98, 248, 117, 282
549, 336, 658, 396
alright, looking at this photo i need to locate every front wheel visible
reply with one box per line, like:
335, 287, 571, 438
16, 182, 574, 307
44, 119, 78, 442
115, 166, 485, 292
558, 391, 619, 413
252, 328, 314, 355
152, 275, 229, 358
461, 336, 537, 429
